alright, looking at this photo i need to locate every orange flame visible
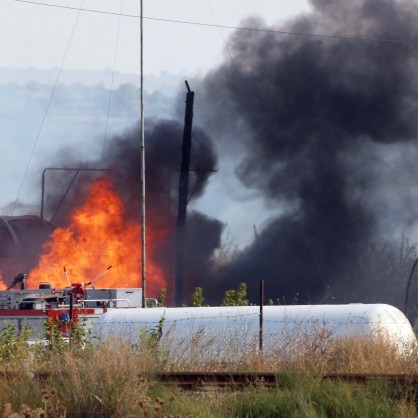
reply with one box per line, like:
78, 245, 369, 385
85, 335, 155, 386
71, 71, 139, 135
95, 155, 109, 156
0, 272, 7, 290
28, 178, 166, 294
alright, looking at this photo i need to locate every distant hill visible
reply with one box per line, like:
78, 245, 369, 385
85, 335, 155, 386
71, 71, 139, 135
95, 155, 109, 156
0, 67, 181, 94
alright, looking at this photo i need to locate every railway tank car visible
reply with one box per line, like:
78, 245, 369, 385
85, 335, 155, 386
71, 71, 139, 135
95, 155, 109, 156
91, 303, 417, 361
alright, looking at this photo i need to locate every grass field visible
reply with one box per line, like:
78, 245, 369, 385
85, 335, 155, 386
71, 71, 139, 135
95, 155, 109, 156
0, 319, 418, 417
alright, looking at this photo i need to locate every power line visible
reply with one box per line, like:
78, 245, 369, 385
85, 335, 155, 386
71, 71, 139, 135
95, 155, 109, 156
99, 0, 124, 169
13, 0, 418, 46
11, 0, 86, 216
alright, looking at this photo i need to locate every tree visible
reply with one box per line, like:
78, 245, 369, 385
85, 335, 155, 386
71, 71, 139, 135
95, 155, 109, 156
190, 287, 204, 307
221, 282, 249, 306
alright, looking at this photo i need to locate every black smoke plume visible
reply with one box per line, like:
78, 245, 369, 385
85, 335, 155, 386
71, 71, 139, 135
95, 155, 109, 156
100, 119, 222, 296
5, 0, 418, 309
196, 0, 418, 306
3, 118, 220, 297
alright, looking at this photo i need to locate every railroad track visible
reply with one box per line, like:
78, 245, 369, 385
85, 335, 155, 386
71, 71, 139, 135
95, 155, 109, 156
155, 372, 418, 388
4, 371, 418, 388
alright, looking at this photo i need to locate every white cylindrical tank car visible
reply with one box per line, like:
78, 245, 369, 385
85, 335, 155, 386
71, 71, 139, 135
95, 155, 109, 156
91, 304, 417, 361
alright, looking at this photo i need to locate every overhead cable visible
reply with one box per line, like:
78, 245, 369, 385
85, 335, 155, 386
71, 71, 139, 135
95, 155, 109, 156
13, 0, 418, 46
11, 0, 86, 216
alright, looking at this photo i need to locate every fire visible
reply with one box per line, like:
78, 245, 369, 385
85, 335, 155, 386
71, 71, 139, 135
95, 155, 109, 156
0, 273, 7, 290
28, 178, 167, 294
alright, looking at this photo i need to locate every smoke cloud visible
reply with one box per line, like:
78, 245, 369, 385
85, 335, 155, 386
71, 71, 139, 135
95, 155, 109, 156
46, 118, 220, 298
195, 0, 418, 305
4, 0, 418, 309
0, 111, 220, 298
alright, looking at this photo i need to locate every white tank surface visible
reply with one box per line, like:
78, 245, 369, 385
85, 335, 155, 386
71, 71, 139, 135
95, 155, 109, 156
91, 304, 417, 360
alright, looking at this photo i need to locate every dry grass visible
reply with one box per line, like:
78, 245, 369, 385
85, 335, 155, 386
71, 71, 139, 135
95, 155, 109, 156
0, 324, 417, 416
142, 322, 418, 375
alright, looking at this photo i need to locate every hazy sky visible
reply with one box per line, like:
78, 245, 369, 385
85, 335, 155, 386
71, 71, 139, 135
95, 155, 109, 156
1, 0, 311, 76
0, 0, 312, 247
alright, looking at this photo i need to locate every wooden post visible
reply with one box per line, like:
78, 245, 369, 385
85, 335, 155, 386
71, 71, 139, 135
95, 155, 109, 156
140, 0, 146, 308
259, 280, 264, 352
174, 81, 194, 307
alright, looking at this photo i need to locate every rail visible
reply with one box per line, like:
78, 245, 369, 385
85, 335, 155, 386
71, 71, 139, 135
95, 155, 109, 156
155, 372, 418, 388
7, 371, 418, 388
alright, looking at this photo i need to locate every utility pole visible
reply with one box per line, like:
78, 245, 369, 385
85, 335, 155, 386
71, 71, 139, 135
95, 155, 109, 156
174, 81, 194, 306
140, 0, 146, 308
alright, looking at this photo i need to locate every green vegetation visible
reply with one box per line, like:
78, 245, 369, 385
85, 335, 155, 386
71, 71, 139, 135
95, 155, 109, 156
232, 376, 417, 418
1, 277, 418, 416
0, 319, 416, 417
221, 282, 249, 306
190, 286, 204, 307
0, 351, 418, 417
0, 322, 31, 362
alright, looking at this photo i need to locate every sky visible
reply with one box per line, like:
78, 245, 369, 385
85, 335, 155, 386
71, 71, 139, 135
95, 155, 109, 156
1, 0, 311, 76
0, 0, 312, 247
